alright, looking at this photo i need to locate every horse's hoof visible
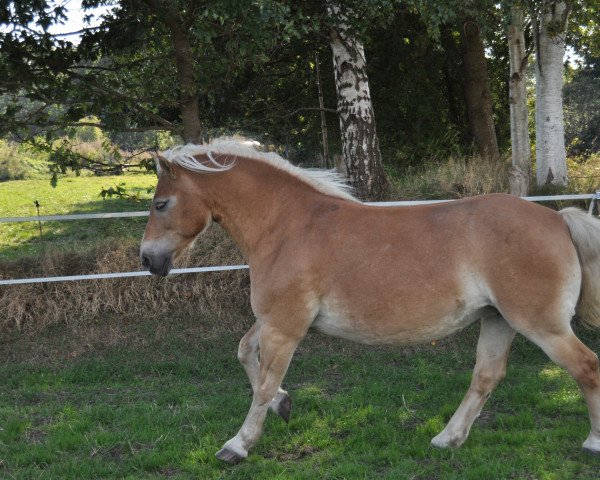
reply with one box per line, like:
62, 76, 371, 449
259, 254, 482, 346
431, 436, 451, 449
431, 431, 463, 449
582, 434, 600, 455
275, 393, 292, 423
583, 446, 600, 456
216, 447, 245, 464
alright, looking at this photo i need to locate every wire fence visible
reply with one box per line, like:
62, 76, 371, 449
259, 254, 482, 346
1, 192, 599, 286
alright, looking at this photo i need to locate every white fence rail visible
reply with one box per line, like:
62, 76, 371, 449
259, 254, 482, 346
0, 211, 150, 223
1, 193, 598, 224
1, 192, 599, 286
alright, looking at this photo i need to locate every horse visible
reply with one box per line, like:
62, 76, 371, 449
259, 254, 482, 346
140, 139, 600, 463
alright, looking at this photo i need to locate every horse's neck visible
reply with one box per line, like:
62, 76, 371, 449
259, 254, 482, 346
205, 162, 318, 261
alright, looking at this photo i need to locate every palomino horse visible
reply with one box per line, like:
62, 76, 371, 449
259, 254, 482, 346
140, 139, 600, 463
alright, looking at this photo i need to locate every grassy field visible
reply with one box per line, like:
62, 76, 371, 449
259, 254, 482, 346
0, 174, 155, 260
1, 321, 600, 479
2, 168, 600, 478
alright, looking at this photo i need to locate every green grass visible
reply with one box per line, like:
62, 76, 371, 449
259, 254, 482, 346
0, 174, 156, 260
1, 324, 599, 479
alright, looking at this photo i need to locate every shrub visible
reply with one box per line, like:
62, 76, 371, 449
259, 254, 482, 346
568, 152, 600, 193
0, 140, 29, 181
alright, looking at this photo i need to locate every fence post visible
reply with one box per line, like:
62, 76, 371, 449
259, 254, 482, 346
34, 200, 43, 238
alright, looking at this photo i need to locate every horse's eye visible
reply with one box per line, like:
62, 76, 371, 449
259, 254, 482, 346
155, 200, 168, 211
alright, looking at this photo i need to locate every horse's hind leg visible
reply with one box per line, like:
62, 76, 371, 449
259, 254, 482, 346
526, 329, 600, 454
237, 322, 292, 422
432, 311, 516, 448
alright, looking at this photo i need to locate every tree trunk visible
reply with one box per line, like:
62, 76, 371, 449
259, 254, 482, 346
460, 18, 500, 164
508, 6, 531, 196
315, 52, 330, 169
327, 3, 388, 200
440, 27, 470, 150
145, 0, 202, 143
533, 1, 570, 186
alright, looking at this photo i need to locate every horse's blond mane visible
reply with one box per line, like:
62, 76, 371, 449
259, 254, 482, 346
159, 138, 357, 202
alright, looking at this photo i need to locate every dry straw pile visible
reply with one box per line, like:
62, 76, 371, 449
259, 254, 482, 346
0, 228, 251, 334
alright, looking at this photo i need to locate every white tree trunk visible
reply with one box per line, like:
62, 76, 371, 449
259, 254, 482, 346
327, 3, 387, 200
534, 1, 570, 186
508, 6, 531, 196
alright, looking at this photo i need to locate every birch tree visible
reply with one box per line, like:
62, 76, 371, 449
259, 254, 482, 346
533, 0, 571, 186
507, 5, 531, 196
327, 3, 388, 200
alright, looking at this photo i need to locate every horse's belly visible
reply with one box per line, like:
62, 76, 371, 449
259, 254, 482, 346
311, 300, 487, 346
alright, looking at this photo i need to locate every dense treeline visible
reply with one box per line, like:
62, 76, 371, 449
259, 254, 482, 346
0, 1, 598, 198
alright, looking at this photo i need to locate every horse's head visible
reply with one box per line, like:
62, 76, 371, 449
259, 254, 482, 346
140, 155, 213, 276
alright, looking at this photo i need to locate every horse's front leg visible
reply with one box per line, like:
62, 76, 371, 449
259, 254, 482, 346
217, 323, 302, 463
237, 321, 292, 421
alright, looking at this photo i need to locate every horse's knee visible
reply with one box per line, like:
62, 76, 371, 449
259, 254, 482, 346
237, 323, 260, 365
237, 339, 256, 364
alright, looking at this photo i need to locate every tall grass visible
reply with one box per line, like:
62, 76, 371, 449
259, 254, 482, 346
388, 155, 510, 200
388, 152, 600, 200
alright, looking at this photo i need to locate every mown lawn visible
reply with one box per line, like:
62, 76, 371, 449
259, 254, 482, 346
1, 324, 599, 479
0, 174, 155, 260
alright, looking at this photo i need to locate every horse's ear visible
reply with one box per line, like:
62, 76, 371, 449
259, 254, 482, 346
152, 153, 176, 179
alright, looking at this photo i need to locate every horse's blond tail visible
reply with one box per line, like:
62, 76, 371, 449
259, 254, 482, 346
560, 207, 600, 329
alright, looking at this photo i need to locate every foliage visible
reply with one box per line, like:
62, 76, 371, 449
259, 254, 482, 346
564, 61, 600, 155
0, 139, 51, 181
0, 0, 319, 173
0, 0, 598, 181
567, 152, 600, 193
569, 1, 600, 63
0, 139, 28, 180
367, 13, 469, 166
67, 116, 104, 143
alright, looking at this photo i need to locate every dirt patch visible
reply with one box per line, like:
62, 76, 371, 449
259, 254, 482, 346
25, 427, 46, 445
265, 444, 321, 461
157, 466, 181, 477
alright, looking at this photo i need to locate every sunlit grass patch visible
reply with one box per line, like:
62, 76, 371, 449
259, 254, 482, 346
0, 174, 156, 260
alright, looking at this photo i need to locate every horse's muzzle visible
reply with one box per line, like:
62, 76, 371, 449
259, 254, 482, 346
141, 252, 173, 277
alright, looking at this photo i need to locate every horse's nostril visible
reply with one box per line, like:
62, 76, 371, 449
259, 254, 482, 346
141, 255, 152, 269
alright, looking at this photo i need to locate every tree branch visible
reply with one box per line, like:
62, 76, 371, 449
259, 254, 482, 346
63, 69, 178, 132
